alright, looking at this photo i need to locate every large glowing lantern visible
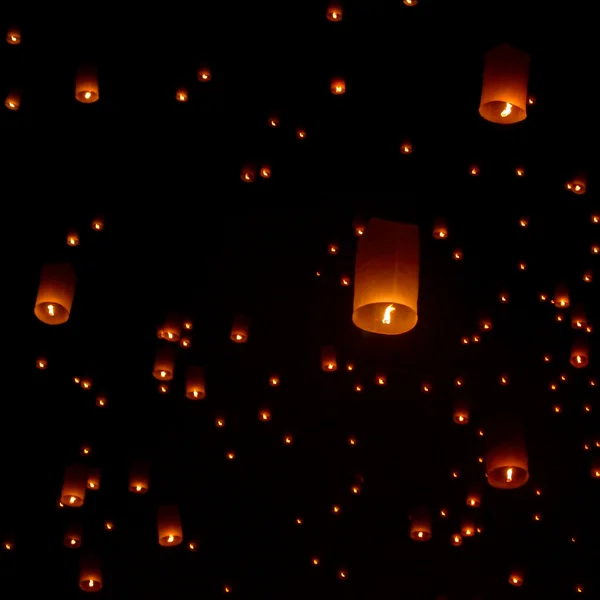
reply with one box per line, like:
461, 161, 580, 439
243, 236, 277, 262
34, 263, 77, 325
79, 556, 103, 592
158, 506, 183, 546
479, 43, 530, 124
75, 65, 99, 103
486, 432, 529, 489
352, 218, 419, 334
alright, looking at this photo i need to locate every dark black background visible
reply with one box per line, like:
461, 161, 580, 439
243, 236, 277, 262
0, 1, 598, 598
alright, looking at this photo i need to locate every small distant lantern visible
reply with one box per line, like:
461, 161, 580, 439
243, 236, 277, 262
565, 175, 587, 195
466, 487, 481, 507
326, 3, 343, 20
259, 165, 272, 178
478, 314, 492, 331
296, 127, 306, 139
353, 218, 419, 335
571, 305, 587, 329
403, 0, 417, 5
479, 43, 530, 124
157, 506, 183, 546
432, 217, 448, 239
185, 366, 206, 400
353, 216, 366, 236
591, 457, 600, 478
75, 66, 99, 103
61, 465, 87, 507
469, 165, 480, 176
400, 140, 413, 154
67, 231, 80, 246
36, 357, 48, 369
409, 508, 432, 541
515, 166, 525, 177
321, 345, 337, 371
453, 400, 469, 424
267, 114, 280, 127
240, 165, 256, 183
153, 346, 175, 380
175, 88, 188, 102
486, 430, 529, 489
86, 468, 101, 490
157, 314, 181, 342
79, 556, 103, 592
331, 76, 346, 95
197, 65, 211, 81
4, 90, 20, 110
570, 338, 589, 368
91, 216, 103, 231
64, 522, 83, 548
554, 284, 570, 308
129, 462, 150, 493
230, 314, 249, 342
6, 26, 21, 44
509, 570, 524, 587
450, 533, 462, 546
34, 263, 77, 325
460, 518, 476, 537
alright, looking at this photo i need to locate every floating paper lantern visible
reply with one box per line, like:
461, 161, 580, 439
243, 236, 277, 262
158, 506, 183, 546
60, 465, 87, 507
353, 218, 419, 335
153, 346, 175, 380
157, 313, 181, 342
321, 345, 337, 371
6, 26, 21, 44
230, 314, 249, 342
326, 3, 343, 20
34, 263, 77, 325
486, 431, 529, 489
79, 556, 102, 592
185, 366, 206, 400
409, 508, 432, 541
570, 338, 589, 368
4, 90, 20, 110
479, 43, 530, 124
129, 462, 150, 493
75, 66, 99, 103
64, 522, 82, 548
509, 569, 524, 587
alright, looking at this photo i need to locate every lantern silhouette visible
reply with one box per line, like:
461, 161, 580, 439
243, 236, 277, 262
353, 218, 419, 335
158, 506, 183, 546
321, 345, 337, 371
75, 66, 99, 103
230, 313, 249, 342
79, 555, 102, 592
86, 468, 101, 490
409, 508, 432, 541
453, 400, 469, 424
185, 366, 206, 400
129, 461, 150, 493
157, 313, 181, 342
570, 338, 589, 368
554, 283, 570, 308
479, 43, 530, 124
64, 521, 83, 548
153, 345, 175, 380
34, 263, 77, 324
60, 465, 87, 507
486, 430, 529, 489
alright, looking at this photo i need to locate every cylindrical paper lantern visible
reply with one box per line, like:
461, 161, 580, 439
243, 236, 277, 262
570, 338, 589, 368
571, 305, 587, 329
185, 366, 206, 400
326, 3, 343, 21
466, 486, 481, 507
61, 465, 87, 507
331, 76, 345, 95
453, 400, 469, 424
460, 518, 476, 536
6, 26, 21, 44
75, 66, 99, 103
64, 522, 82, 548
86, 468, 101, 490
432, 217, 448, 239
554, 283, 570, 308
79, 556, 102, 592
591, 458, 600, 478
4, 90, 20, 110
34, 263, 77, 324
479, 43, 530, 124
153, 346, 175, 380
157, 313, 181, 342
129, 461, 150, 493
566, 175, 587, 195
409, 508, 432, 541
321, 345, 337, 371
509, 569, 524, 587
157, 505, 183, 546
486, 434, 529, 489
230, 314, 249, 342
353, 218, 419, 335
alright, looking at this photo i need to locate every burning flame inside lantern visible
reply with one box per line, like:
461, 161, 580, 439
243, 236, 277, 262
500, 102, 512, 118
506, 468, 513, 483
382, 304, 395, 324
47, 304, 55, 316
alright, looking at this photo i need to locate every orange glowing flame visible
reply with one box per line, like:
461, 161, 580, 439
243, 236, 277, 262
500, 102, 512, 118
382, 304, 395, 324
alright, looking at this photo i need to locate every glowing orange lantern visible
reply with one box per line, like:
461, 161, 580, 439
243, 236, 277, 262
486, 431, 529, 489
353, 218, 419, 335
75, 66, 99, 103
157, 313, 181, 342
197, 65, 211, 81
241, 165, 256, 183
129, 462, 150, 493
61, 465, 87, 507
453, 400, 469, 424
565, 175, 587, 195
479, 43, 530, 124
326, 3, 343, 20
321, 345, 337, 371
432, 217, 448, 239
153, 346, 175, 380
509, 570, 524, 587
185, 366, 206, 400
158, 506, 183, 546
570, 338, 589, 368
4, 90, 20, 110
34, 263, 77, 325
331, 76, 346, 95
64, 522, 82, 548
409, 508, 432, 541
79, 556, 103, 592
554, 284, 570, 308
6, 26, 21, 44
230, 314, 249, 342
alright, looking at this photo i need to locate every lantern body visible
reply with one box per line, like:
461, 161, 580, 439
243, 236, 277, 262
157, 314, 181, 342
460, 518, 476, 536
61, 465, 87, 507
321, 345, 337, 371
241, 166, 255, 182
197, 66, 211, 81
432, 217, 448, 239
566, 176, 587, 195
486, 438, 529, 489
353, 218, 419, 335
409, 509, 432, 541
75, 66, 99, 103
86, 468, 101, 490
231, 314, 249, 342
158, 506, 183, 546
185, 366, 206, 400
34, 263, 76, 325
6, 27, 21, 44
479, 43, 530, 124
331, 77, 345, 94
79, 557, 103, 592
326, 3, 343, 21
129, 462, 150, 493
591, 458, 600, 478
554, 284, 570, 308
570, 338, 589, 368
153, 346, 175, 380
453, 400, 469, 424
509, 570, 524, 587
64, 523, 83, 548
466, 488, 481, 507
4, 91, 20, 110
